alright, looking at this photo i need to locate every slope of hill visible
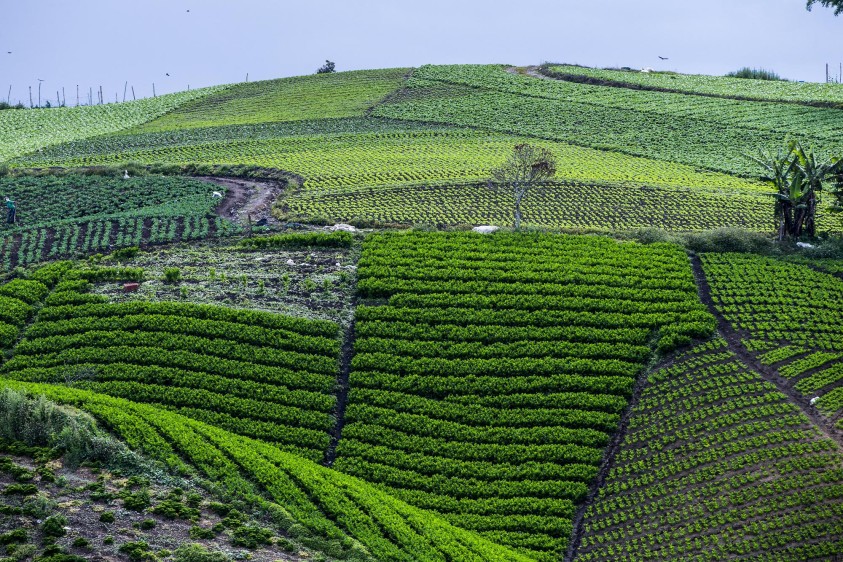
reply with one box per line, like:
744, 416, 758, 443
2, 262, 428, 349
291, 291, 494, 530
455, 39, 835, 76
0, 85, 226, 164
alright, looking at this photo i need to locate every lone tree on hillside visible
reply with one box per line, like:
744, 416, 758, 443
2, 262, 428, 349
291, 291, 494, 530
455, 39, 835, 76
316, 60, 336, 74
807, 0, 843, 14
489, 144, 557, 230
750, 140, 843, 240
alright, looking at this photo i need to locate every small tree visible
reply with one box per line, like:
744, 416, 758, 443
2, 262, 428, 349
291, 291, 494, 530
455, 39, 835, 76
489, 144, 557, 230
316, 60, 336, 74
749, 140, 843, 240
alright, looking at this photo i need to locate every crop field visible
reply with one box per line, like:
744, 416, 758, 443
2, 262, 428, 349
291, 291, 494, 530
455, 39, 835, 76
2, 62, 843, 562
334, 231, 713, 560
0, 175, 237, 272
578, 339, 843, 561
701, 253, 843, 427
372, 66, 843, 178
545, 64, 843, 105
128, 68, 409, 133
284, 181, 783, 231
0, 85, 225, 163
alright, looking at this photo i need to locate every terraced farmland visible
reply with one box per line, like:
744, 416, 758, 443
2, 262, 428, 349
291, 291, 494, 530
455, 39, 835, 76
335, 231, 714, 560
2, 61, 843, 562
578, 339, 843, 561
544, 64, 843, 105
700, 253, 843, 428
0, 175, 237, 272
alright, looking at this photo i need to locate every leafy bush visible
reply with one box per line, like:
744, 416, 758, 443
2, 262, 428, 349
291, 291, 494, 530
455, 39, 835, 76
118, 541, 154, 561
121, 488, 151, 511
2, 483, 38, 496
41, 514, 68, 537
725, 67, 784, 81
163, 267, 181, 284
0, 528, 27, 544
316, 60, 336, 74
230, 525, 273, 549
99, 510, 115, 523
682, 227, 775, 254
139, 518, 156, 530
173, 544, 232, 562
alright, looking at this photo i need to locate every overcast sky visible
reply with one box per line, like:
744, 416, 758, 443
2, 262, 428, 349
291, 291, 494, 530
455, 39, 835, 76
1, 0, 842, 106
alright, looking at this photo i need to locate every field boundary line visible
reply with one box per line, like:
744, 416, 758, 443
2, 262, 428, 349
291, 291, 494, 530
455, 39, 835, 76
564, 351, 657, 562
689, 253, 843, 450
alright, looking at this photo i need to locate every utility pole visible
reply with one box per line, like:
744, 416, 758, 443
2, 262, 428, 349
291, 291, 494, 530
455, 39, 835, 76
826, 63, 830, 83
76, 85, 79, 107
62, 87, 66, 106
6, 85, 10, 105
28, 86, 32, 108
56, 91, 60, 106
152, 83, 156, 97
123, 81, 128, 102
37, 82, 41, 108
131, 86, 136, 100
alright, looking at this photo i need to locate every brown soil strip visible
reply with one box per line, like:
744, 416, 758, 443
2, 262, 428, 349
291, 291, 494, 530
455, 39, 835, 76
563, 357, 657, 562
140, 218, 152, 246
199, 176, 285, 228
323, 314, 357, 468
689, 253, 843, 450
174, 216, 186, 243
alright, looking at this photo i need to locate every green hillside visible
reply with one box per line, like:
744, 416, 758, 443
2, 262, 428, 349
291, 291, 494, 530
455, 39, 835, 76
0, 63, 842, 562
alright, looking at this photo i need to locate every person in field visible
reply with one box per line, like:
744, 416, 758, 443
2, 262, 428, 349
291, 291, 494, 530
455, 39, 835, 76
4, 197, 15, 225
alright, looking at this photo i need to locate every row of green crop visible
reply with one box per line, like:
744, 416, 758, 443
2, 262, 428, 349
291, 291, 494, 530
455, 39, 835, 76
0, 381, 532, 562
413, 65, 843, 140
545, 64, 843, 105
12, 125, 765, 196
2, 273, 342, 459
577, 340, 843, 561
285, 180, 790, 232
372, 67, 843, 180
701, 253, 843, 419
0, 84, 226, 162
336, 231, 714, 561
0, 216, 237, 273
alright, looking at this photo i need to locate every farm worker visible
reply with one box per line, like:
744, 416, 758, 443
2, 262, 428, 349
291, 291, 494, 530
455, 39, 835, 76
4, 197, 15, 225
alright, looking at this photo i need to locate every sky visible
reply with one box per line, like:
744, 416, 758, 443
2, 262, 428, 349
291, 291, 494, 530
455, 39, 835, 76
1, 0, 842, 106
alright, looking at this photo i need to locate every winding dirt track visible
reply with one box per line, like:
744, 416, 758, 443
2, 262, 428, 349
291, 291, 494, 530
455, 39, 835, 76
199, 176, 285, 227
689, 254, 843, 450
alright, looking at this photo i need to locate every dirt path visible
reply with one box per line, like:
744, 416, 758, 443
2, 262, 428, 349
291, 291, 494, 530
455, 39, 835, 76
323, 314, 357, 467
690, 254, 843, 450
504, 66, 551, 80
199, 176, 285, 227
563, 354, 656, 562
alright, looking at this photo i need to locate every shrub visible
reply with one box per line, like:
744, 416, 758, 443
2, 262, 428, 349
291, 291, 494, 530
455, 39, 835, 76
681, 228, 775, 254
99, 510, 115, 523
42, 514, 68, 537
2, 483, 38, 496
118, 541, 154, 561
163, 267, 181, 284
0, 528, 27, 544
121, 488, 151, 511
230, 525, 273, 549
188, 525, 216, 539
316, 60, 336, 74
71, 537, 91, 548
725, 67, 784, 81
173, 544, 232, 562
139, 519, 156, 530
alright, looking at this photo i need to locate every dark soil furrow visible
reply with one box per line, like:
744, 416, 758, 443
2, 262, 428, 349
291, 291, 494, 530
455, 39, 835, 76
323, 315, 356, 467
563, 355, 655, 562
689, 253, 843, 450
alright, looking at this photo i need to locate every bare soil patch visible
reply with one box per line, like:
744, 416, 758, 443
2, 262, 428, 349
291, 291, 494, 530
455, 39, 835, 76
200, 177, 285, 228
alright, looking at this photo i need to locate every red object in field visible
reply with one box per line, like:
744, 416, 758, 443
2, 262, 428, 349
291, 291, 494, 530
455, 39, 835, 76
123, 283, 140, 293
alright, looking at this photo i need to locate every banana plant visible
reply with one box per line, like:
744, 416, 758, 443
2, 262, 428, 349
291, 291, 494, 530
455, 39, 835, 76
749, 140, 843, 240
